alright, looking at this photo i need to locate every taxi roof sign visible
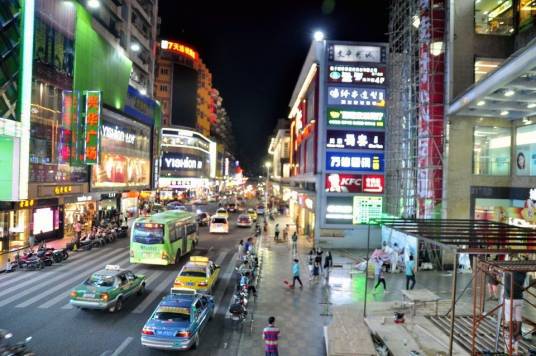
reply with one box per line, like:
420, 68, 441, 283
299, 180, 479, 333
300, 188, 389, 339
105, 264, 121, 271
189, 256, 209, 263
171, 287, 197, 296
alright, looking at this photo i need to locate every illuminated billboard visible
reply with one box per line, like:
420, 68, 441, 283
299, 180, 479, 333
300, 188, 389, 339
325, 173, 384, 193
328, 65, 385, 85
353, 196, 383, 224
328, 44, 386, 63
327, 108, 385, 128
326, 130, 384, 150
327, 86, 385, 108
160, 40, 198, 60
326, 152, 384, 173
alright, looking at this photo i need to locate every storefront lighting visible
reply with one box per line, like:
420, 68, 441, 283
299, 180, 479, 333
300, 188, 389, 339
527, 103, 536, 109
87, 0, 100, 9
477, 100, 486, 106
500, 110, 509, 116
504, 89, 515, 97
289, 64, 318, 118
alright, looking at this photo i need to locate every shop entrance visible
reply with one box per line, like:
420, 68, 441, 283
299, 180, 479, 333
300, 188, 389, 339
64, 201, 96, 237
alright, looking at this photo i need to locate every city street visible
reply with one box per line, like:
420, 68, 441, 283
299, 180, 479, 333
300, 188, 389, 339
0, 205, 255, 355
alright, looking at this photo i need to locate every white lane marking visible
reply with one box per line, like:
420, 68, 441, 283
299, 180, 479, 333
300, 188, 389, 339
132, 271, 175, 314
15, 252, 130, 308
0, 248, 125, 303
61, 269, 157, 310
213, 250, 227, 266
214, 252, 238, 315
111, 336, 133, 356
38, 264, 144, 309
0, 248, 121, 289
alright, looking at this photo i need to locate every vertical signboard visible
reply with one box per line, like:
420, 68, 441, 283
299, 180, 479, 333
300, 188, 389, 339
83, 91, 101, 164
324, 42, 388, 226
59, 91, 74, 164
69, 91, 83, 165
417, 0, 445, 218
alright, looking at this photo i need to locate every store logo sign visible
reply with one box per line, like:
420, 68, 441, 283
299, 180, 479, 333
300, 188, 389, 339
77, 195, 93, 202
19, 200, 35, 209
325, 173, 384, 193
328, 65, 386, 85
328, 86, 385, 108
102, 125, 136, 145
326, 152, 384, 173
329, 44, 383, 63
326, 130, 384, 150
83, 91, 101, 164
54, 186, 73, 195
164, 157, 203, 170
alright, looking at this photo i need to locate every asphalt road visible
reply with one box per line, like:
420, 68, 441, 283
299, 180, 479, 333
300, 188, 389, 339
0, 202, 260, 356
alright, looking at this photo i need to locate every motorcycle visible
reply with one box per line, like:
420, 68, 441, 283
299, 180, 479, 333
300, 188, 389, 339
15, 251, 44, 270
34, 248, 54, 266
0, 329, 35, 356
229, 291, 248, 322
38, 243, 68, 263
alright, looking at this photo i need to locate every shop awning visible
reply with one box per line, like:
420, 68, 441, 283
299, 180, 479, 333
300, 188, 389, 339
376, 218, 536, 254
448, 38, 536, 120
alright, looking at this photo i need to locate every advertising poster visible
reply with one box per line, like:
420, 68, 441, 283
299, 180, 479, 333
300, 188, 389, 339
326, 130, 384, 150
327, 108, 385, 128
325, 196, 354, 225
353, 196, 383, 224
326, 152, 384, 173
516, 145, 531, 176
474, 188, 536, 227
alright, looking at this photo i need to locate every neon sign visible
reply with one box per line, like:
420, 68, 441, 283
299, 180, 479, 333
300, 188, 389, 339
326, 130, 384, 150
326, 152, 384, 173
328, 65, 385, 85
83, 91, 101, 164
161, 40, 198, 60
327, 108, 385, 128
328, 86, 385, 108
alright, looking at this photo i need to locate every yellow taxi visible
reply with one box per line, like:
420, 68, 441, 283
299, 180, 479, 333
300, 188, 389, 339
247, 208, 258, 222
215, 208, 229, 219
173, 256, 221, 294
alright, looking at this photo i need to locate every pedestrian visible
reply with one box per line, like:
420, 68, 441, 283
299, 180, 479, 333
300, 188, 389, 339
315, 248, 323, 273
373, 258, 386, 292
238, 240, 245, 261
405, 255, 417, 290
290, 258, 303, 288
324, 251, 333, 275
283, 224, 289, 241
263, 316, 280, 356
503, 270, 527, 353
313, 260, 320, 281
274, 224, 280, 241
74, 221, 82, 241
291, 231, 298, 255
28, 232, 36, 249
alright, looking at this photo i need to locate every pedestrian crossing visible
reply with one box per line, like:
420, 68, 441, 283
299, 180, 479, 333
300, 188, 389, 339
0, 246, 234, 316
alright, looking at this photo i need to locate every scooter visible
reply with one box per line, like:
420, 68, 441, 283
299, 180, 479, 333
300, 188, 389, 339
15, 251, 44, 270
229, 292, 248, 322
0, 329, 35, 356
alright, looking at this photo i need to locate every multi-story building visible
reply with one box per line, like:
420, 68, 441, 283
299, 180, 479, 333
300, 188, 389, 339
80, 0, 159, 96
388, 0, 536, 230
0, 1, 161, 252
282, 39, 387, 248
268, 119, 291, 180
154, 39, 213, 137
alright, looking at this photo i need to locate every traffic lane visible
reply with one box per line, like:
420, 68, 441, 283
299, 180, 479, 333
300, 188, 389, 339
1, 219, 252, 355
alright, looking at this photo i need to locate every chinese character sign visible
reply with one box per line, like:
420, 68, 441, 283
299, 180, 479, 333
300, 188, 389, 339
84, 91, 101, 165
327, 86, 385, 108
68, 91, 83, 165
329, 45, 384, 63
328, 65, 386, 85
326, 152, 384, 173
325, 173, 384, 193
59, 91, 76, 164
326, 130, 384, 150
327, 108, 385, 128
161, 40, 198, 60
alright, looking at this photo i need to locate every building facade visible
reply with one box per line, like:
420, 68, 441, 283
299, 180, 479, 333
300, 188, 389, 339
154, 40, 213, 137
281, 40, 387, 248
0, 1, 161, 252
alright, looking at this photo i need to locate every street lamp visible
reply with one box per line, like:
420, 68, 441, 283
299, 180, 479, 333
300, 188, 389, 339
313, 31, 325, 42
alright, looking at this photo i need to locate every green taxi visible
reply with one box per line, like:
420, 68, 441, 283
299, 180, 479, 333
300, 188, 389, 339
70, 265, 145, 312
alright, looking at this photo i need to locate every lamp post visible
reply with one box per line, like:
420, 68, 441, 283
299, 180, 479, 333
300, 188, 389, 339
264, 161, 272, 205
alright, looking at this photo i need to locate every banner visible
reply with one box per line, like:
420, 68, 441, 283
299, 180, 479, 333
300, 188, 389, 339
83, 91, 101, 164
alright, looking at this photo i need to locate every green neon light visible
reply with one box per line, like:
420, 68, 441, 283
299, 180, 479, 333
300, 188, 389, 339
18, 0, 35, 199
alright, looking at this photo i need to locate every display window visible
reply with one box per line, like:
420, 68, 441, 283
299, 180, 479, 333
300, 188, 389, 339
515, 123, 536, 176
475, 0, 514, 35
473, 126, 511, 176
64, 201, 96, 235
475, 197, 536, 228
0, 210, 30, 252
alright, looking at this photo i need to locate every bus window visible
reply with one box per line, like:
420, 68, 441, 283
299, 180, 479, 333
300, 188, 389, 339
169, 224, 176, 242
175, 222, 186, 239
186, 224, 197, 235
133, 223, 164, 244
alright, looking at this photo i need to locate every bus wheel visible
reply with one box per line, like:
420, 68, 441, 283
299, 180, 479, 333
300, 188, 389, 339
175, 250, 181, 265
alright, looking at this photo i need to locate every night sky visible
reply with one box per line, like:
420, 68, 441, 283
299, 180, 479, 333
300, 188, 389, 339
158, 0, 390, 174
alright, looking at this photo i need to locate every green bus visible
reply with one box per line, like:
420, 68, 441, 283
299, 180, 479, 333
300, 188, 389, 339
130, 210, 198, 265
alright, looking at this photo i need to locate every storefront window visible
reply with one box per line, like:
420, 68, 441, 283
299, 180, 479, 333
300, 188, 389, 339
519, 0, 536, 31
515, 123, 536, 176
29, 80, 88, 183
475, 0, 514, 35
473, 126, 511, 175
474, 58, 504, 82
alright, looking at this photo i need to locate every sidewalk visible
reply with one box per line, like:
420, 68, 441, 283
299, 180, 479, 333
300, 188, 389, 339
236, 214, 475, 355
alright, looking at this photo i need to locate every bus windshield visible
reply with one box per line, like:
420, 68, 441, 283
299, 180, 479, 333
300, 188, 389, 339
133, 223, 164, 244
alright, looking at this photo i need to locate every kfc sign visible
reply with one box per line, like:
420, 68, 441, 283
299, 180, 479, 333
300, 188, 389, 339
325, 174, 384, 193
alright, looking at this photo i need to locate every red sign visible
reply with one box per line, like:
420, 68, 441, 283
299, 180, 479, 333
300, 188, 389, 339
84, 91, 101, 164
161, 40, 198, 60
325, 173, 384, 194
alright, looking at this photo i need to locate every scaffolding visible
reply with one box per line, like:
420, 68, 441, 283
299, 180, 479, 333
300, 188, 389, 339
386, 0, 446, 219
386, 0, 419, 219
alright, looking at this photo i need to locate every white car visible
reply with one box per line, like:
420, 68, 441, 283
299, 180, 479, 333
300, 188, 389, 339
236, 214, 252, 228
209, 216, 229, 234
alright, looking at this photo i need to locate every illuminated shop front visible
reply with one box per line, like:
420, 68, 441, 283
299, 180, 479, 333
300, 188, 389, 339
288, 190, 316, 238
64, 194, 98, 236
90, 108, 152, 218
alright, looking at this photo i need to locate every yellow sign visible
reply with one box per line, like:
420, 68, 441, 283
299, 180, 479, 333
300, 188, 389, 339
157, 306, 190, 315
161, 40, 198, 60
19, 200, 35, 209
54, 186, 73, 195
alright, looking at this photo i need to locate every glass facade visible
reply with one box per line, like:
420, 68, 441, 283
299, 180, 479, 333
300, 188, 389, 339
519, 0, 536, 31
29, 80, 88, 183
474, 58, 504, 82
473, 126, 511, 175
515, 123, 536, 176
475, 0, 514, 35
